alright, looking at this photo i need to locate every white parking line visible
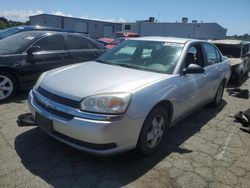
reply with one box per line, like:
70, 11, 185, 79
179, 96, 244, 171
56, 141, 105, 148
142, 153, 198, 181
215, 127, 235, 160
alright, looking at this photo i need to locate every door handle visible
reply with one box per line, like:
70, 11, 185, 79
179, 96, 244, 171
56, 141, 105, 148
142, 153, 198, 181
218, 68, 223, 72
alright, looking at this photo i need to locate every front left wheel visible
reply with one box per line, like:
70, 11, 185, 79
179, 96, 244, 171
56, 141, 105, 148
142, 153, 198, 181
0, 71, 17, 102
136, 106, 169, 155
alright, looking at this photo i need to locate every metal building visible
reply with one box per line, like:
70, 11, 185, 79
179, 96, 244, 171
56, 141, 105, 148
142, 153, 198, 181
30, 14, 122, 39
30, 14, 227, 40
122, 18, 227, 39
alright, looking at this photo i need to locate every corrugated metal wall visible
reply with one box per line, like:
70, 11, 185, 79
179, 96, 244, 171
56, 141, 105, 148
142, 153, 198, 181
30, 14, 226, 40
30, 14, 122, 39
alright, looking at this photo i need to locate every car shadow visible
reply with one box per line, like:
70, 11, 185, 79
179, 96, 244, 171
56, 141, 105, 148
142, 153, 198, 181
14, 101, 226, 187
0, 90, 29, 104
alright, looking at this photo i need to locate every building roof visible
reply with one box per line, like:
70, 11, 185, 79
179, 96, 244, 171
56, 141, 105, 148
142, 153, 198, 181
131, 36, 201, 43
212, 39, 250, 45
30, 14, 122, 24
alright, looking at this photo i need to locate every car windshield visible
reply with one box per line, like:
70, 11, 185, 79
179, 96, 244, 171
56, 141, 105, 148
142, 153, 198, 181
214, 44, 241, 58
0, 26, 24, 39
97, 40, 184, 74
0, 31, 40, 54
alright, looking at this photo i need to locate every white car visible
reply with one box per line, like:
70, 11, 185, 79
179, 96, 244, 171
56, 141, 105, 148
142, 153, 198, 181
28, 37, 231, 155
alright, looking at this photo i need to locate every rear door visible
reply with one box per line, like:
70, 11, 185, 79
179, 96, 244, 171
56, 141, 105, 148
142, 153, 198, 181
202, 42, 222, 99
66, 34, 104, 64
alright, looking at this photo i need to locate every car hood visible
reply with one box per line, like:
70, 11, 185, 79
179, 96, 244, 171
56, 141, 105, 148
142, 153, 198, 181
40, 61, 170, 101
228, 58, 242, 66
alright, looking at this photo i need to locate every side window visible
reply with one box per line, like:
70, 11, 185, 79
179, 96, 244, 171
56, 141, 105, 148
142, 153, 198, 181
203, 43, 218, 66
185, 44, 204, 67
33, 35, 65, 51
215, 48, 221, 62
67, 35, 88, 50
86, 39, 99, 49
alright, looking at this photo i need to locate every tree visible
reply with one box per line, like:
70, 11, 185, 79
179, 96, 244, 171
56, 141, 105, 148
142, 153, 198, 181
0, 20, 7, 29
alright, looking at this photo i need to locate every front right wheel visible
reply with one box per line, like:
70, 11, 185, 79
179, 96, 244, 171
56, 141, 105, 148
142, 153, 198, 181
136, 106, 169, 155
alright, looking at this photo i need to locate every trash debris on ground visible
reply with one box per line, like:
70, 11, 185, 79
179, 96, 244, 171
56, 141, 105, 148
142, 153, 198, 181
17, 113, 36, 127
226, 88, 249, 99
233, 108, 250, 133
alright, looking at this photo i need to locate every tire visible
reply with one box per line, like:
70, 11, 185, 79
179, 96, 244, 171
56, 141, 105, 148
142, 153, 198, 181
0, 71, 17, 102
235, 73, 243, 86
209, 81, 225, 108
136, 106, 169, 155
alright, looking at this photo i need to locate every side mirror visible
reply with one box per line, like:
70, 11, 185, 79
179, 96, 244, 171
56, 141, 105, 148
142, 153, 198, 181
27, 46, 41, 56
183, 64, 205, 75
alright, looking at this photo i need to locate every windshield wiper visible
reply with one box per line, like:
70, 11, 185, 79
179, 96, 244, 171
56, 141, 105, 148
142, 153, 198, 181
96, 59, 110, 64
117, 63, 140, 69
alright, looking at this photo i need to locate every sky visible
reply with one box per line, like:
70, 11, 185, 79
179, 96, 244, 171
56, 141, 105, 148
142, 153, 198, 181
0, 0, 249, 35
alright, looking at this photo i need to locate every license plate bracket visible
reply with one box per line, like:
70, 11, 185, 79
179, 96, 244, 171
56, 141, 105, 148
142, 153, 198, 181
36, 113, 53, 133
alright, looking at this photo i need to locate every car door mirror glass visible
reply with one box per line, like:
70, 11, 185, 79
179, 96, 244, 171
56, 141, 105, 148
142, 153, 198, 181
183, 64, 205, 75
27, 46, 41, 56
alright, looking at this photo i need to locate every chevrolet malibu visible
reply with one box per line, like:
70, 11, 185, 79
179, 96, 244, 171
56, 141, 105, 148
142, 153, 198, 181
28, 37, 231, 155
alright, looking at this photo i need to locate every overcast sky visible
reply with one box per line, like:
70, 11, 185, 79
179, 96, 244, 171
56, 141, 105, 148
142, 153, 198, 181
0, 0, 249, 35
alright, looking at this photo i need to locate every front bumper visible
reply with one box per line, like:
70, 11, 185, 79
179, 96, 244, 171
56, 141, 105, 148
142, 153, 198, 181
28, 89, 144, 155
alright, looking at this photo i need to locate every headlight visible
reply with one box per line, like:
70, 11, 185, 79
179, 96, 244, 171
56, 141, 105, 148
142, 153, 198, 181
35, 72, 48, 89
80, 93, 131, 114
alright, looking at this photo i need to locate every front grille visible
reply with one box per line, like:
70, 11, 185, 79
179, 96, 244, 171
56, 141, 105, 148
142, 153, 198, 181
37, 87, 80, 108
34, 96, 74, 120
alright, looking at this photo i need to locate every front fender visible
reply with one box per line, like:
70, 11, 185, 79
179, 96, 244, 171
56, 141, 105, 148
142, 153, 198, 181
127, 75, 180, 119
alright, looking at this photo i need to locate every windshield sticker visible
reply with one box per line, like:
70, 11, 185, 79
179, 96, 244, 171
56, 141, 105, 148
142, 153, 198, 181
164, 42, 184, 47
23, 36, 35, 40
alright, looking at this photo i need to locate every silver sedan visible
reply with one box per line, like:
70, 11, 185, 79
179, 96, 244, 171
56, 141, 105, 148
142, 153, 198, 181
28, 37, 231, 155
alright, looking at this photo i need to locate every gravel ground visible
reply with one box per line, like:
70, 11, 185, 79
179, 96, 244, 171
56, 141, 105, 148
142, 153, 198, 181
0, 78, 250, 188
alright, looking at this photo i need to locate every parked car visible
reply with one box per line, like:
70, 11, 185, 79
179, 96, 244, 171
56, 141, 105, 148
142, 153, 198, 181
97, 32, 140, 47
97, 38, 115, 46
28, 37, 231, 155
212, 39, 250, 84
115, 31, 140, 38
0, 25, 73, 40
0, 30, 106, 101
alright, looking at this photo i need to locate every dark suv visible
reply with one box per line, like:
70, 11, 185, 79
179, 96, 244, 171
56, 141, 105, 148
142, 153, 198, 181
0, 31, 106, 101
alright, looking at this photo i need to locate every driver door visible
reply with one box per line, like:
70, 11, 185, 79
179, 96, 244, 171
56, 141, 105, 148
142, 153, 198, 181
178, 43, 208, 117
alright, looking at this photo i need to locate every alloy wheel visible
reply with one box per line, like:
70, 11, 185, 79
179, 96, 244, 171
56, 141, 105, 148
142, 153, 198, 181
0, 75, 13, 100
147, 115, 165, 148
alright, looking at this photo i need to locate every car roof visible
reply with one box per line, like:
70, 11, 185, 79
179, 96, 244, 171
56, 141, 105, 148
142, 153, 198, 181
212, 39, 250, 45
15, 30, 89, 37
12, 25, 72, 32
130, 36, 202, 44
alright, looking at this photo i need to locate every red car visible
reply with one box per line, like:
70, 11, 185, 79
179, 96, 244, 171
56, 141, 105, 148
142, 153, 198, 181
97, 37, 115, 46
115, 31, 140, 38
106, 37, 128, 49
97, 32, 139, 48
